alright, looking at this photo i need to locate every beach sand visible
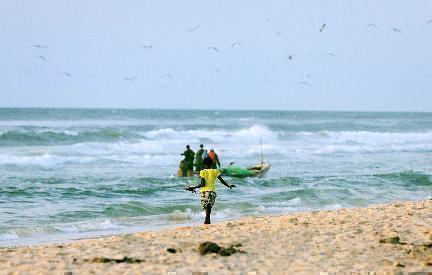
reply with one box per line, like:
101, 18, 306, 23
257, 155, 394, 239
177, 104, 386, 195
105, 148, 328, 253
1, 200, 432, 274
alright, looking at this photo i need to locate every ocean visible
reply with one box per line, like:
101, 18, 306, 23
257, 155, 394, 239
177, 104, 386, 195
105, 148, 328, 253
1, 108, 431, 246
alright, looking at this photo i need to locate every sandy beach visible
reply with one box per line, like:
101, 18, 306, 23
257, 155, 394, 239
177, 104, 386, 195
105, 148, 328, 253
1, 199, 432, 274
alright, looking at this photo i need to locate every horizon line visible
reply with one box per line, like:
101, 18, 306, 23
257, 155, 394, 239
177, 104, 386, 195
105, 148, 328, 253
0, 106, 431, 114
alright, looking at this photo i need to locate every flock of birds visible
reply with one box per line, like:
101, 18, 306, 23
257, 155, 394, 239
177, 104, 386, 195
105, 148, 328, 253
25, 19, 432, 87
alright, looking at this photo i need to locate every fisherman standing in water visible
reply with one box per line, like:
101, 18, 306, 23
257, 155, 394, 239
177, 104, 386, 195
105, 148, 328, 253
186, 157, 235, 224
208, 148, 220, 169
194, 144, 206, 172
181, 145, 195, 177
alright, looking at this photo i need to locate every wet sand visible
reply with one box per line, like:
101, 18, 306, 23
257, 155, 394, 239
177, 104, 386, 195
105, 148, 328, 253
1, 200, 432, 274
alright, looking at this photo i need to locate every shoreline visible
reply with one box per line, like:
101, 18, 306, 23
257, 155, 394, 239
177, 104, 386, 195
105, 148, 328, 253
1, 200, 432, 273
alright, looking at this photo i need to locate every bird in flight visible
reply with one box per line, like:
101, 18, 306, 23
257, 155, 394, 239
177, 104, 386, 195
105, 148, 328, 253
124, 76, 138, 81
213, 68, 221, 74
286, 54, 294, 60
140, 45, 153, 49
35, 55, 47, 61
208, 46, 220, 53
392, 28, 402, 33
427, 19, 432, 25
367, 24, 378, 29
187, 26, 199, 32
32, 44, 48, 49
22, 70, 34, 76
160, 73, 173, 80
60, 72, 72, 77
323, 52, 335, 57
319, 23, 326, 32
230, 42, 242, 49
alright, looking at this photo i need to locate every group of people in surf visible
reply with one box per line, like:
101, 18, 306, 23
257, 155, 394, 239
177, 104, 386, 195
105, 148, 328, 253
182, 144, 235, 224
179, 144, 220, 177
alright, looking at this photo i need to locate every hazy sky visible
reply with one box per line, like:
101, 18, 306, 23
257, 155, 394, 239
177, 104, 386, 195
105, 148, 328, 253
1, 1, 431, 111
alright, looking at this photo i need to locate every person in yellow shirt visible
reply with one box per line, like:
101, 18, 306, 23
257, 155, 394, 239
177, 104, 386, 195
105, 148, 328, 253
185, 157, 235, 224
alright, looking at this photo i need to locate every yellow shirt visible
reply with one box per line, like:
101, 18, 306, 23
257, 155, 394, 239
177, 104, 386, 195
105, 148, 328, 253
199, 169, 221, 192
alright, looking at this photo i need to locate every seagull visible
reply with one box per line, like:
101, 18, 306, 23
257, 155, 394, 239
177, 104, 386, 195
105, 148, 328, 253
140, 44, 153, 49
367, 24, 378, 29
60, 72, 71, 77
392, 28, 402, 33
32, 44, 48, 49
22, 70, 34, 76
124, 76, 138, 81
208, 46, 220, 53
187, 26, 199, 32
286, 54, 294, 60
319, 23, 326, 32
160, 73, 173, 80
323, 52, 335, 57
35, 55, 47, 61
230, 42, 241, 49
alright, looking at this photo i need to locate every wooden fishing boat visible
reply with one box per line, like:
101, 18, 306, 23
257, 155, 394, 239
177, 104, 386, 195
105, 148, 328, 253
221, 140, 271, 178
220, 162, 271, 178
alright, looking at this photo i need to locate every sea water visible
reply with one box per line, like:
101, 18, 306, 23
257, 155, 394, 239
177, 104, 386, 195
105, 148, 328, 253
0, 108, 431, 246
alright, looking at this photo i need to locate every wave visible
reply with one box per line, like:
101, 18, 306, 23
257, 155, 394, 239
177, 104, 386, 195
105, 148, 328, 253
0, 124, 276, 145
1, 125, 432, 168
282, 130, 432, 154
2, 124, 432, 149
373, 171, 432, 186
142, 124, 277, 143
303, 130, 432, 145
0, 154, 97, 166
0, 219, 126, 244
0, 128, 139, 146
139, 127, 432, 155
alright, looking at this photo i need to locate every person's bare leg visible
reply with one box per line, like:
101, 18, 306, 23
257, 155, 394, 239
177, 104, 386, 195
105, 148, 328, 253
204, 206, 211, 224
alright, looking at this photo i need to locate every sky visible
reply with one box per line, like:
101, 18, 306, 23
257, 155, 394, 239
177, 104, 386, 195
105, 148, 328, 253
0, 0, 431, 111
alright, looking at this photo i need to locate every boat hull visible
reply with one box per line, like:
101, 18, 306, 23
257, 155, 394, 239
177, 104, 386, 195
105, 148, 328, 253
221, 163, 271, 178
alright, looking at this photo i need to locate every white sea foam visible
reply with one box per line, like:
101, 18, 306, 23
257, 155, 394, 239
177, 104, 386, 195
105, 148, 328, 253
164, 208, 242, 222
322, 131, 432, 145
295, 131, 432, 145
64, 130, 79, 136
0, 154, 96, 166
141, 124, 276, 144
55, 219, 124, 233
69, 139, 178, 156
0, 231, 19, 241
262, 197, 302, 207
165, 209, 197, 221
2, 126, 432, 168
